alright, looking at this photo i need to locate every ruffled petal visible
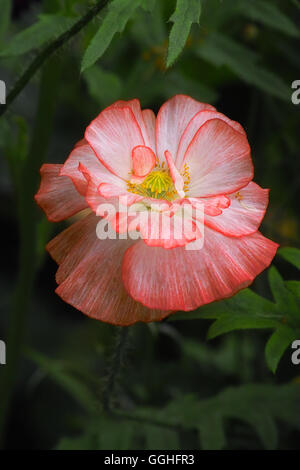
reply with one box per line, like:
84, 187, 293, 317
184, 119, 253, 197
176, 109, 246, 169
156, 94, 215, 163
60, 139, 126, 196
165, 150, 185, 198
187, 195, 230, 216
50, 213, 170, 325
132, 145, 156, 178
142, 109, 156, 152
109, 99, 152, 149
204, 182, 269, 237
133, 209, 201, 249
35, 164, 87, 222
122, 227, 278, 311
85, 106, 144, 180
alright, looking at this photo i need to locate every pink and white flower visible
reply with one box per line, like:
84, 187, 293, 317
35, 95, 278, 325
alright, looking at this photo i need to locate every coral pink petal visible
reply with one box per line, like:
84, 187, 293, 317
60, 139, 126, 196
132, 145, 156, 177
130, 210, 201, 249
187, 195, 230, 216
176, 110, 246, 169
122, 228, 279, 311
156, 94, 215, 163
165, 150, 185, 198
205, 182, 269, 237
47, 212, 98, 269
85, 106, 144, 180
184, 119, 253, 198
98, 182, 129, 199
109, 99, 152, 148
97, 182, 144, 206
142, 109, 156, 152
35, 164, 87, 222
51, 214, 170, 325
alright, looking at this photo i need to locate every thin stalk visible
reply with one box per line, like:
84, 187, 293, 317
103, 327, 129, 414
0, 0, 109, 117
0, 55, 61, 447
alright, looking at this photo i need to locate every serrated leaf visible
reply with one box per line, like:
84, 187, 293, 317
238, 0, 299, 37
265, 325, 299, 373
166, 0, 202, 68
197, 32, 290, 101
0, 14, 78, 57
279, 247, 300, 270
81, 0, 142, 72
170, 288, 279, 322
207, 315, 280, 340
268, 266, 299, 323
84, 65, 122, 107
145, 384, 300, 450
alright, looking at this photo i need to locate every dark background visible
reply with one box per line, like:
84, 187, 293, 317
0, 0, 300, 450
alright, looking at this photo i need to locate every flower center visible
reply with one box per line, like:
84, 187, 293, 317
127, 162, 191, 201
128, 168, 177, 200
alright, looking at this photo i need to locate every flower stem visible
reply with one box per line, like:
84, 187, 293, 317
103, 327, 129, 414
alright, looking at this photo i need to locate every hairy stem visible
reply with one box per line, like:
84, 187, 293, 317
103, 327, 129, 414
0, 0, 109, 118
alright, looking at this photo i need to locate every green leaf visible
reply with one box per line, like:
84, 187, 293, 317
197, 414, 225, 450
0, 14, 78, 57
26, 349, 97, 414
97, 418, 138, 450
170, 288, 279, 321
81, 0, 142, 72
286, 281, 300, 298
142, 424, 179, 450
148, 384, 300, 450
0, 0, 11, 43
141, 0, 157, 12
197, 32, 290, 101
238, 0, 299, 37
166, 0, 202, 68
84, 65, 122, 107
268, 266, 299, 324
265, 325, 299, 373
207, 315, 280, 340
279, 247, 300, 270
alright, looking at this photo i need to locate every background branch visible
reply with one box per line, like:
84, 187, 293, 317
0, 0, 109, 118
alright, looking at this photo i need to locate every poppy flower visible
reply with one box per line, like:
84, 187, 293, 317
35, 95, 278, 325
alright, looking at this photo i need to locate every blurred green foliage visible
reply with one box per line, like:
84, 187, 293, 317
0, 0, 299, 450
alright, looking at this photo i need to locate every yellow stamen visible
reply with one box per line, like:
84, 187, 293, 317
127, 162, 191, 200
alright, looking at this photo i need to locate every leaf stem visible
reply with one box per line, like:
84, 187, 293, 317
0, 0, 109, 118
